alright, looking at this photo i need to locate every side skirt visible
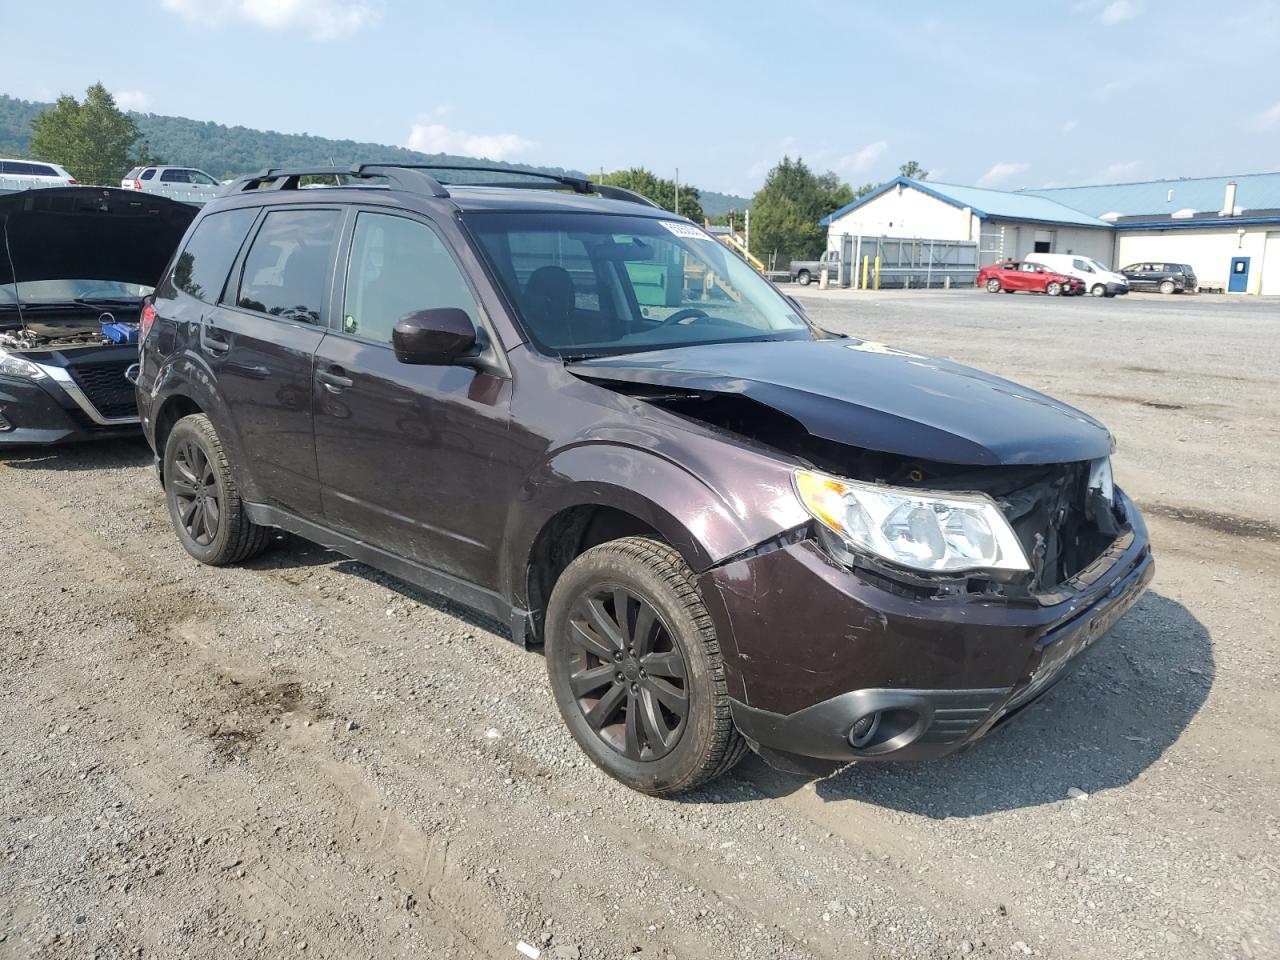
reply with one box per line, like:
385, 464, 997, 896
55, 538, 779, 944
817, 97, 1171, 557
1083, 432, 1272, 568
244, 502, 532, 645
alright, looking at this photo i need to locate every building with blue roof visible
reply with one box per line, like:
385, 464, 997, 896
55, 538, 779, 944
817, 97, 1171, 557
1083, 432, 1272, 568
821, 173, 1280, 294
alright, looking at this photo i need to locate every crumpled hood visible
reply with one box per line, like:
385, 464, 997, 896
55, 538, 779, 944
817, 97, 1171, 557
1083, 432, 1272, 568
568, 338, 1112, 466
0, 187, 196, 287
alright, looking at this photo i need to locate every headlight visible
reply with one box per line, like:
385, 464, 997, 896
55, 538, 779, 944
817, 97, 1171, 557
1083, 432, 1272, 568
793, 469, 1030, 574
0, 349, 47, 380
1087, 457, 1114, 505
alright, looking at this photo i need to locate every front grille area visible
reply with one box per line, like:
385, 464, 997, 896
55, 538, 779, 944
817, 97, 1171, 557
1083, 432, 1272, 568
70, 362, 138, 419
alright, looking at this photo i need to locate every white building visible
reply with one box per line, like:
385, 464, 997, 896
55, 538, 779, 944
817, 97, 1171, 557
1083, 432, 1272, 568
821, 172, 1280, 294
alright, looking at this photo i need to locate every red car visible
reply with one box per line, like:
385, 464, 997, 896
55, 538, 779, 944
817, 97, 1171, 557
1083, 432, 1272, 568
978, 260, 1083, 296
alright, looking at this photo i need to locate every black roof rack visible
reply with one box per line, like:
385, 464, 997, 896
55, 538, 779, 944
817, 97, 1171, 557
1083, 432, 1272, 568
222, 163, 662, 209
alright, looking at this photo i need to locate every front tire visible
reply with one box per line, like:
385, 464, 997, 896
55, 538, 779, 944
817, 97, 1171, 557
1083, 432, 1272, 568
545, 537, 746, 796
163, 413, 271, 566
1090, 283, 1107, 297
1046, 281, 1062, 297
796, 270, 811, 286
985, 278, 1002, 293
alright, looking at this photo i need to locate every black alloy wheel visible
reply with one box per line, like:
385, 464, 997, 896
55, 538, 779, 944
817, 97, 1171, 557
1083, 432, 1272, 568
170, 436, 221, 546
163, 413, 271, 566
564, 584, 689, 761
544, 537, 746, 795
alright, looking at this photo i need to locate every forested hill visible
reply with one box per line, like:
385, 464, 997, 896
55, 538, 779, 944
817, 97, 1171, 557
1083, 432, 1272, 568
0, 94, 749, 217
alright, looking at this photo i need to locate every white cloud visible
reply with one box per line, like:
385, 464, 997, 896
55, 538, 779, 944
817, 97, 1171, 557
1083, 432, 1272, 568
1250, 101, 1280, 131
1100, 160, 1141, 181
1061, 119, 1078, 134
113, 90, 149, 111
1099, 0, 1140, 24
1073, 0, 1141, 24
161, 0, 381, 41
837, 140, 888, 174
976, 162, 1028, 188
407, 118, 534, 162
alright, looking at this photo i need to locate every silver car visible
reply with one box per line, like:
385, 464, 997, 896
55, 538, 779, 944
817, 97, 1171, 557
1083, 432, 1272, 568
121, 165, 221, 204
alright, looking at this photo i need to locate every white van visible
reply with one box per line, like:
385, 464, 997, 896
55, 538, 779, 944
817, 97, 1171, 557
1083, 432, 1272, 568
1024, 253, 1129, 298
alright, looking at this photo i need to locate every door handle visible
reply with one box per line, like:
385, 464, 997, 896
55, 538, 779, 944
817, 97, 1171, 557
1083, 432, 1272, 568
200, 322, 230, 355
317, 366, 354, 391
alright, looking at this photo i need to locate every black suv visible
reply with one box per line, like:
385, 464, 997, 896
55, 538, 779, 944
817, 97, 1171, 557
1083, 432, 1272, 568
137, 165, 1152, 795
1120, 262, 1198, 294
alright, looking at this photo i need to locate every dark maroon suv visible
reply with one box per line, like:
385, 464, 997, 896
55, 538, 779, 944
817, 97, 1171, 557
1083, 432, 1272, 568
136, 165, 1153, 795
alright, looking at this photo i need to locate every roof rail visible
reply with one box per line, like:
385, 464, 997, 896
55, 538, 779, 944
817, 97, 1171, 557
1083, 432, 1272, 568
225, 165, 451, 198
220, 163, 663, 210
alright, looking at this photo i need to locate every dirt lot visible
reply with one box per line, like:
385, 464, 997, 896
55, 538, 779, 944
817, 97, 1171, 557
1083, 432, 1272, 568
1, 288, 1277, 960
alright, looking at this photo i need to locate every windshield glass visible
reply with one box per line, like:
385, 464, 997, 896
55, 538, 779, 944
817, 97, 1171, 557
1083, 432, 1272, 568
0, 279, 153, 305
464, 212, 812, 357
1081, 258, 1110, 274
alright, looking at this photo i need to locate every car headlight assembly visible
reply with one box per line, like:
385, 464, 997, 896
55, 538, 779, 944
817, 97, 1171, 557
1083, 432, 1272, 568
0, 349, 48, 381
793, 469, 1030, 575
1087, 456, 1114, 505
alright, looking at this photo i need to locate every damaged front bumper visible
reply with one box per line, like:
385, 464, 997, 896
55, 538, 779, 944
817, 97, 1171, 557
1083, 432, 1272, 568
698, 491, 1153, 772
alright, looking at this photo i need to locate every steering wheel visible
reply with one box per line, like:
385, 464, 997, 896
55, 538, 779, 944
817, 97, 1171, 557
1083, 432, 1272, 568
654, 307, 710, 328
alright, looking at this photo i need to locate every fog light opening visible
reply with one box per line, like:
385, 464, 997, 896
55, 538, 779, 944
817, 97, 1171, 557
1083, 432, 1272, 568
848, 711, 882, 749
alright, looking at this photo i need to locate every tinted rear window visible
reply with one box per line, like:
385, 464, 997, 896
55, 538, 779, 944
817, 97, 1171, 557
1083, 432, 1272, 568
171, 207, 258, 304
235, 209, 340, 325
140, 168, 156, 180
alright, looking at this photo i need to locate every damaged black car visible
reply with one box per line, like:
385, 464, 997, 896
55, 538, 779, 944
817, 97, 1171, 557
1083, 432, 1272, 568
0, 187, 195, 443
137, 165, 1152, 795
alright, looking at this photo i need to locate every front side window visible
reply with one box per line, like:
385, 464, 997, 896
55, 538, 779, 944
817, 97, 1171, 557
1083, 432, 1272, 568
1072, 259, 1093, 272
464, 212, 810, 357
342, 212, 479, 344
236, 209, 340, 325
171, 207, 258, 303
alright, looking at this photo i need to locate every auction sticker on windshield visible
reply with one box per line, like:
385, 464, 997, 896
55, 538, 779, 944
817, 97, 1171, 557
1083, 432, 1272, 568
659, 221, 712, 240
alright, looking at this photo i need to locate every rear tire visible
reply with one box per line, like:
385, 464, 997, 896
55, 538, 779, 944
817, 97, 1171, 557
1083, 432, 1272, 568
545, 537, 746, 796
796, 270, 811, 286
163, 413, 271, 566
1159, 279, 1176, 295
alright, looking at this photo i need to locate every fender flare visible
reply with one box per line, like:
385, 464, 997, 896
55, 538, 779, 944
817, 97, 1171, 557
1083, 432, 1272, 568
498, 441, 780, 609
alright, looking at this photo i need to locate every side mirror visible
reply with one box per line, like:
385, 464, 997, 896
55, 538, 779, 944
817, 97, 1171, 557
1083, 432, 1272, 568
392, 308, 477, 365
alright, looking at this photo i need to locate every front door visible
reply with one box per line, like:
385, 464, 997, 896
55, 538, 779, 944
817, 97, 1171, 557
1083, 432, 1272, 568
314, 209, 514, 585
206, 206, 342, 517
1228, 256, 1251, 293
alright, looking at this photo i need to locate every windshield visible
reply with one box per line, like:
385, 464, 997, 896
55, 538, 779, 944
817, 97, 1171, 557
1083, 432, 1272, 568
1081, 258, 1111, 274
0, 279, 153, 306
463, 212, 813, 357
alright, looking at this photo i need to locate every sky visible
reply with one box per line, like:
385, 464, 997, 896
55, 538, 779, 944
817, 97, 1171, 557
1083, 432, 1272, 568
2, 0, 1279, 198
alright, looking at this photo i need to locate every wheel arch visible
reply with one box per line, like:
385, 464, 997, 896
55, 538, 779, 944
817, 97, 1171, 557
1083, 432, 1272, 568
501, 442, 798, 644
149, 357, 256, 498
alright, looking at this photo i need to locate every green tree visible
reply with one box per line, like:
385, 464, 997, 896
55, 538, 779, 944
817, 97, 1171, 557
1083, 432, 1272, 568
749, 156, 854, 262
898, 160, 928, 181
28, 83, 143, 185
600, 168, 704, 223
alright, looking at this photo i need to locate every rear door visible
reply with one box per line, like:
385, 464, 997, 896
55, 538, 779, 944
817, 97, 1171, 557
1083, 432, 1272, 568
203, 206, 342, 517
313, 208, 515, 584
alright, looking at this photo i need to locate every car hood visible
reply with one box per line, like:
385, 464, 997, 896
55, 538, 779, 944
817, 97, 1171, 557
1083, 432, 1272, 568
0, 187, 196, 288
568, 339, 1112, 466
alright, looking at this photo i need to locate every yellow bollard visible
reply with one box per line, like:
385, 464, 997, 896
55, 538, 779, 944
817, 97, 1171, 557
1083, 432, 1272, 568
874, 255, 881, 290
861, 255, 869, 290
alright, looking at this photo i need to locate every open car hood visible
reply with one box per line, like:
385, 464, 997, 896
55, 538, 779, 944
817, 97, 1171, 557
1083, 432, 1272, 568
568, 339, 1112, 466
0, 187, 196, 288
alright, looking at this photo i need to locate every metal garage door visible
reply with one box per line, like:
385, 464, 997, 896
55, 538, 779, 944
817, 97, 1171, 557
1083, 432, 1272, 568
1262, 232, 1280, 296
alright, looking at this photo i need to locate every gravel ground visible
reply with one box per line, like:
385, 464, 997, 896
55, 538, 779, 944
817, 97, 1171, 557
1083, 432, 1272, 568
1, 288, 1277, 960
